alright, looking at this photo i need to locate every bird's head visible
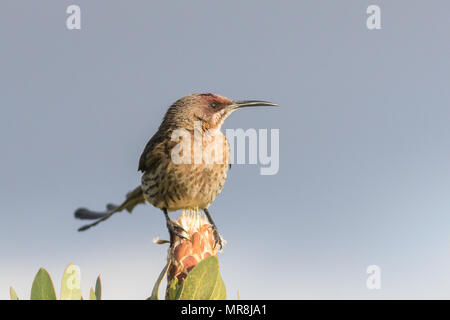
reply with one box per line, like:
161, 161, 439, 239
163, 93, 278, 131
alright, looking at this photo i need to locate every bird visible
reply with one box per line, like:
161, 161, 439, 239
75, 93, 278, 249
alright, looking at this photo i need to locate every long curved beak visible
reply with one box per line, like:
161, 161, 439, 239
229, 100, 279, 109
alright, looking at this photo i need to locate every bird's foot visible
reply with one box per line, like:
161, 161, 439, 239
210, 226, 223, 250
166, 219, 189, 241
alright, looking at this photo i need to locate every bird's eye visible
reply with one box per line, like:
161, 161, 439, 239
210, 102, 218, 109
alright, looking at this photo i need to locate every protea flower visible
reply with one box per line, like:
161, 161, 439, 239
153, 208, 225, 299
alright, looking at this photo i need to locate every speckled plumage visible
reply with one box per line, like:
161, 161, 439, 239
140, 132, 230, 211
139, 93, 232, 212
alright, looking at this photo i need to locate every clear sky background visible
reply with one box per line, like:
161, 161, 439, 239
1, 1, 449, 299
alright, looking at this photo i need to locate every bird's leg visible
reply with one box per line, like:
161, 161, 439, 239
162, 208, 188, 242
203, 208, 222, 250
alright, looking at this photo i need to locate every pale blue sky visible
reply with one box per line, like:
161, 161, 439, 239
1, 1, 449, 299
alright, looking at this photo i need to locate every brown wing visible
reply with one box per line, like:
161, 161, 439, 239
138, 131, 166, 172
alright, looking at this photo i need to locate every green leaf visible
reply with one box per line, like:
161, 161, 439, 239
178, 256, 226, 300
60, 263, 82, 300
30, 268, 57, 300
167, 277, 184, 300
95, 275, 102, 300
10, 287, 18, 300
149, 260, 171, 300
210, 272, 226, 300
89, 287, 97, 300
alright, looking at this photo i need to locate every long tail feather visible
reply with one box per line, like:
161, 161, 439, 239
74, 186, 145, 231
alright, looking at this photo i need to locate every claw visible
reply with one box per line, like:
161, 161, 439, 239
166, 220, 189, 241
210, 226, 222, 250
202, 208, 223, 250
